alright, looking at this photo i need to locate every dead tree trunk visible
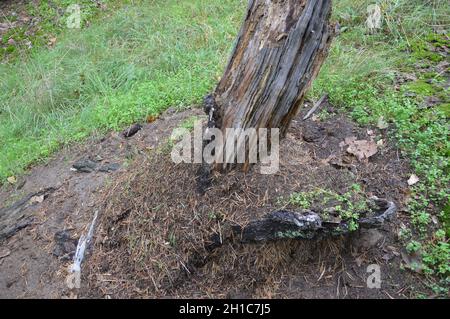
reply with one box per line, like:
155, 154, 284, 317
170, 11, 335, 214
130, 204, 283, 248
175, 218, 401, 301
206, 0, 333, 169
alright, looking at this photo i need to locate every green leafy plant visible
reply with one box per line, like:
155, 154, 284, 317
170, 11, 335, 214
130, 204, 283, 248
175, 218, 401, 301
284, 186, 369, 232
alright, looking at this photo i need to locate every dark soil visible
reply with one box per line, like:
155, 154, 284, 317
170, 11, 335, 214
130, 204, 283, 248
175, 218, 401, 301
0, 103, 429, 299
0, 107, 203, 298
83, 105, 425, 298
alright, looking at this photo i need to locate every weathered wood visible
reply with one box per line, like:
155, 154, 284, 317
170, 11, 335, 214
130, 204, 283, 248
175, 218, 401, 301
210, 0, 333, 166
233, 197, 396, 243
303, 93, 328, 120
0, 187, 56, 242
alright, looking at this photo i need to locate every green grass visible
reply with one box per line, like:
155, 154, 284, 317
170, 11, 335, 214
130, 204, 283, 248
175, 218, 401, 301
310, 0, 449, 288
0, 0, 244, 180
1, 0, 115, 61
0, 0, 448, 292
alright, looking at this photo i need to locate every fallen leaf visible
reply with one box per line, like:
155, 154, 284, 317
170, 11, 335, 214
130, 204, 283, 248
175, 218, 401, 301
407, 174, 420, 186
345, 139, 378, 162
7, 176, 16, 184
344, 136, 357, 144
30, 195, 45, 204
48, 37, 57, 47
24, 40, 32, 49
377, 139, 384, 146
432, 216, 439, 225
146, 115, 158, 123
339, 136, 357, 148
377, 116, 389, 129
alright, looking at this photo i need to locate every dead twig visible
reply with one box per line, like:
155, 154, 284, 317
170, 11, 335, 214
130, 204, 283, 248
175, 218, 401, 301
303, 94, 328, 120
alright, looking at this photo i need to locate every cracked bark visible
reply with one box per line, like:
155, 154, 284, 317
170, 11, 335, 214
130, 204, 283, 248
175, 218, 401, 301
209, 0, 333, 170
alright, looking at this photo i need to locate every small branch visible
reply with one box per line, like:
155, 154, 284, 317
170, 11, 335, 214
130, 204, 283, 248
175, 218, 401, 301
303, 94, 328, 120
0, 187, 57, 242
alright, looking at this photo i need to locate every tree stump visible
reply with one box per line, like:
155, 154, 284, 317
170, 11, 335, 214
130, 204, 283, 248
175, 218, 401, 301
208, 0, 334, 168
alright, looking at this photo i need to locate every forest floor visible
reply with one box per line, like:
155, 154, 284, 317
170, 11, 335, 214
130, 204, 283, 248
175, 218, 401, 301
0, 105, 431, 298
0, 0, 448, 298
